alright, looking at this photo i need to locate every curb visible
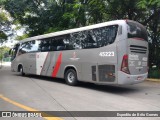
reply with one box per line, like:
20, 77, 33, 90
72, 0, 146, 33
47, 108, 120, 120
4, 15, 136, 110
146, 79, 160, 82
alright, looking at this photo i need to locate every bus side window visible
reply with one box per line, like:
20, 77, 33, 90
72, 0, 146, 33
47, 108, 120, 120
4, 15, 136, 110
89, 28, 102, 47
63, 35, 73, 50
84, 30, 97, 49
30, 40, 41, 52
49, 38, 57, 51
101, 25, 118, 47
56, 39, 65, 51
40, 40, 51, 52
70, 32, 82, 50
18, 42, 28, 55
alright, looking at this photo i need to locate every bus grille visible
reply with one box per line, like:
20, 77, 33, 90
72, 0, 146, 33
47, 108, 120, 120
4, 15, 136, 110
98, 65, 115, 82
130, 45, 147, 54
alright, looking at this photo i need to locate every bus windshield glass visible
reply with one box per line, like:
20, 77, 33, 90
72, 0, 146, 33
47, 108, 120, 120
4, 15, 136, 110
10, 44, 19, 61
127, 21, 148, 41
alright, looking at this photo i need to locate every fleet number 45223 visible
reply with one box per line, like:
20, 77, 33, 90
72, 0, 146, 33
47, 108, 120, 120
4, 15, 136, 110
99, 52, 114, 57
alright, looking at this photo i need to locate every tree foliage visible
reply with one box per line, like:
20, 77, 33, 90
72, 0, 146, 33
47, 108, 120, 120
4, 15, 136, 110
1, 0, 160, 69
0, 46, 10, 60
137, 0, 160, 68
0, 31, 7, 40
0, 9, 9, 43
15, 34, 29, 41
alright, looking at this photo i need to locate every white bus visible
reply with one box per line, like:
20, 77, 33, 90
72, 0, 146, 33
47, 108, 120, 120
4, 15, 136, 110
10, 20, 148, 85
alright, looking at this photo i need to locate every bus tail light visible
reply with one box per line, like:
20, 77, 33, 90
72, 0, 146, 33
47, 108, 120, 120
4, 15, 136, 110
121, 54, 130, 74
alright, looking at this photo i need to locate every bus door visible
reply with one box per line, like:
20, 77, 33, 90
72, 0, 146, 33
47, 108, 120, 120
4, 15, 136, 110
37, 52, 62, 77
24, 40, 39, 74
9, 44, 20, 72
28, 53, 37, 74
36, 37, 63, 77
45, 37, 66, 77
36, 52, 50, 75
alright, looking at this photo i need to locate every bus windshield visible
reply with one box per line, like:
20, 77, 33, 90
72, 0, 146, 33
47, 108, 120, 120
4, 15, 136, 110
127, 21, 148, 41
10, 44, 19, 61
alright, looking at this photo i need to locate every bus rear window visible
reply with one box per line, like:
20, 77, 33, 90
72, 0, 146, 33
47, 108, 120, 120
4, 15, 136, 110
127, 21, 148, 41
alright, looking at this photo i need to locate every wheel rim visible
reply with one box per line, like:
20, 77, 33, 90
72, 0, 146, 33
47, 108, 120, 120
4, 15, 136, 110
67, 72, 75, 83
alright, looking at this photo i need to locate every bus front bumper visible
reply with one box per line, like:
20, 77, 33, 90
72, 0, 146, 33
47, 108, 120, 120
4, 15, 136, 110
118, 71, 148, 85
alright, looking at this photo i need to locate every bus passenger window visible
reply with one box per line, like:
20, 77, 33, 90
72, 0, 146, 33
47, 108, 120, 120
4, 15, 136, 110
89, 28, 101, 48
84, 31, 97, 49
101, 25, 118, 47
30, 40, 41, 52
40, 40, 51, 52
53, 36, 65, 51
19, 42, 29, 55
63, 35, 73, 50
70, 32, 83, 49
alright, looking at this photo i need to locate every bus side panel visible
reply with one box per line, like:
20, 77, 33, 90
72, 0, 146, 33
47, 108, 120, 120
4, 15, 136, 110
95, 44, 118, 84
78, 49, 96, 82
70, 44, 118, 84
60, 51, 82, 80
11, 58, 19, 72
117, 39, 127, 73
36, 52, 49, 75
58, 44, 118, 84
15, 54, 30, 74
45, 52, 61, 77
28, 53, 37, 74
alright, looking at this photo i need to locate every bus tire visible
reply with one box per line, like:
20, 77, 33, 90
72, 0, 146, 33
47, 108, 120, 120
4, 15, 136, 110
65, 69, 78, 86
20, 66, 25, 76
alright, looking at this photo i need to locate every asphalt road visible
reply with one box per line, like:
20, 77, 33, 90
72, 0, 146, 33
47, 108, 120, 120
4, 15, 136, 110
0, 65, 160, 120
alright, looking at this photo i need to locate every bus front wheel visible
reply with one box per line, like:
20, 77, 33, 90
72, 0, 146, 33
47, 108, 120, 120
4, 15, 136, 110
65, 69, 78, 86
19, 66, 25, 76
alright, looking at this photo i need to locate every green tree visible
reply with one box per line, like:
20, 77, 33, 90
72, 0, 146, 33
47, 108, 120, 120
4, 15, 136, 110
2, 0, 160, 71
137, 0, 160, 69
0, 31, 7, 41
0, 46, 10, 60
3, 0, 66, 36
0, 10, 8, 43
15, 34, 29, 41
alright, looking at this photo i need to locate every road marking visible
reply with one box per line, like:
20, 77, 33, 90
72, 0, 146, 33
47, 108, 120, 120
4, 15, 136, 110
0, 94, 63, 120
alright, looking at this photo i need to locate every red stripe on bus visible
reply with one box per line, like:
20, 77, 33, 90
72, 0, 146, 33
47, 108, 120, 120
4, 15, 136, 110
40, 52, 49, 75
52, 52, 62, 77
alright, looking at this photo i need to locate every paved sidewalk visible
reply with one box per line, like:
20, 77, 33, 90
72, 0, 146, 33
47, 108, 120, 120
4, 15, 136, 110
146, 78, 160, 82
0, 62, 11, 69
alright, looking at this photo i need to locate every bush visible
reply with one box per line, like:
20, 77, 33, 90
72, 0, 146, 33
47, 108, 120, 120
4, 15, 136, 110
148, 68, 160, 79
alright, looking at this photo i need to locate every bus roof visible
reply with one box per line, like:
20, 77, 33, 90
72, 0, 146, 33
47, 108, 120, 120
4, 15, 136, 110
19, 20, 127, 43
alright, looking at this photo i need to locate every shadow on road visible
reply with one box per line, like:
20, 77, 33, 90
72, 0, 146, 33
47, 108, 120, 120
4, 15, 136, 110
15, 73, 66, 84
15, 74, 141, 95
78, 82, 140, 94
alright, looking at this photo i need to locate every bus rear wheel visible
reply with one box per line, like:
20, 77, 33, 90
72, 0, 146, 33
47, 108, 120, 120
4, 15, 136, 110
65, 69, 78, 86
